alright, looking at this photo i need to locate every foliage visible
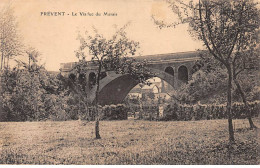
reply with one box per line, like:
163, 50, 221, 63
174, 62, 259, 105
162, 101, 259, 121
128, 104, 159, 120
101, 104, 128, 120
75, 25, 139, 68
174, 68, 227, 104
75, 25, 153, 92
0, 48, 85, 121
1, 66, 54, 121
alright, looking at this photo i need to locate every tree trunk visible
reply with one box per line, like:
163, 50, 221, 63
94, 62, 102, 139
3, 53, 6, 69
233, 78, 257, 129
227, 66, 235, 142
139, 98, 143, 119
95, 119, 101, 139
0, 51, 3, 70
29, 54, 31, 71
6, 55, 9, 70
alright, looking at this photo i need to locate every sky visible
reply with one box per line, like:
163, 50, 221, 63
1, 0, 203, 71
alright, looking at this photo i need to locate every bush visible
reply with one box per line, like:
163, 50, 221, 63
101, 104, 128, 120
161, 101, 260, 121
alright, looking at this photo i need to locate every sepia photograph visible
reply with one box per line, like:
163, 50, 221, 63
0, 0, 259, 165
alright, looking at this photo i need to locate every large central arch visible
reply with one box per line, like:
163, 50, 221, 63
91, 68, 175, 105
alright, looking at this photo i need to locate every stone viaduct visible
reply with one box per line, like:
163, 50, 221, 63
60, 51, 200, 105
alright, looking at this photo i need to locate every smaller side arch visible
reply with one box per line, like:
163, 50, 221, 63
79, 73, 86, 82
89, 72, 96, 89
165, 66, 174, 77
79, 73, 86, 91
100, 71, 107, 80
178, 65, 188, 83
69, 73, 76, 81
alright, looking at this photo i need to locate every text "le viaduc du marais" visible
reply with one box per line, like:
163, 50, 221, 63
40, 11, 117, 16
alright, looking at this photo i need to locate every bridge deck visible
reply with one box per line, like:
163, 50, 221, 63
60, 50, 201, 72
134, 51, 200, 61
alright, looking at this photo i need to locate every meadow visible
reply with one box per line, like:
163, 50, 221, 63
0, 118, 259, 165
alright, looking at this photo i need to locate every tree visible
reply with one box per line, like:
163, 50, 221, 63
174, 68, 228, 104
193, 0, 259, 133
154, 0, 259, 142
1, 48, 44, 120
25, 47, 40, 71
191, 0, 259, 141
0, 4, 22, 70
75, 25, 140, 139
0, 47, 64, 121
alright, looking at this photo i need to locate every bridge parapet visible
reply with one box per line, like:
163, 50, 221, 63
60, 61, 100, 72
60, 51, 200, 72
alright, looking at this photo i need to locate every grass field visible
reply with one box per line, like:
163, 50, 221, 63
0, 118, 259, 165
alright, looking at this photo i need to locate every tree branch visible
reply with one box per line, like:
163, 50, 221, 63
198, 0, 226, 65
227, 1, 245, 60
205, 2, 224, 60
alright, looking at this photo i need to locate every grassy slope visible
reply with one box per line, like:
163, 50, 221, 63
0, 118, 259, 165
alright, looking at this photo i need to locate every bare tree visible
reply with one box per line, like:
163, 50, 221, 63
0, 4, 22, 70
75, 25, 139, 139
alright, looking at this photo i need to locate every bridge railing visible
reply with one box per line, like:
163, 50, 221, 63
60, 61, 99, 72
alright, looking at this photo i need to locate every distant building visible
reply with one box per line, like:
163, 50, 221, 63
128, 77, 172, 100
128, 85, 142, 99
